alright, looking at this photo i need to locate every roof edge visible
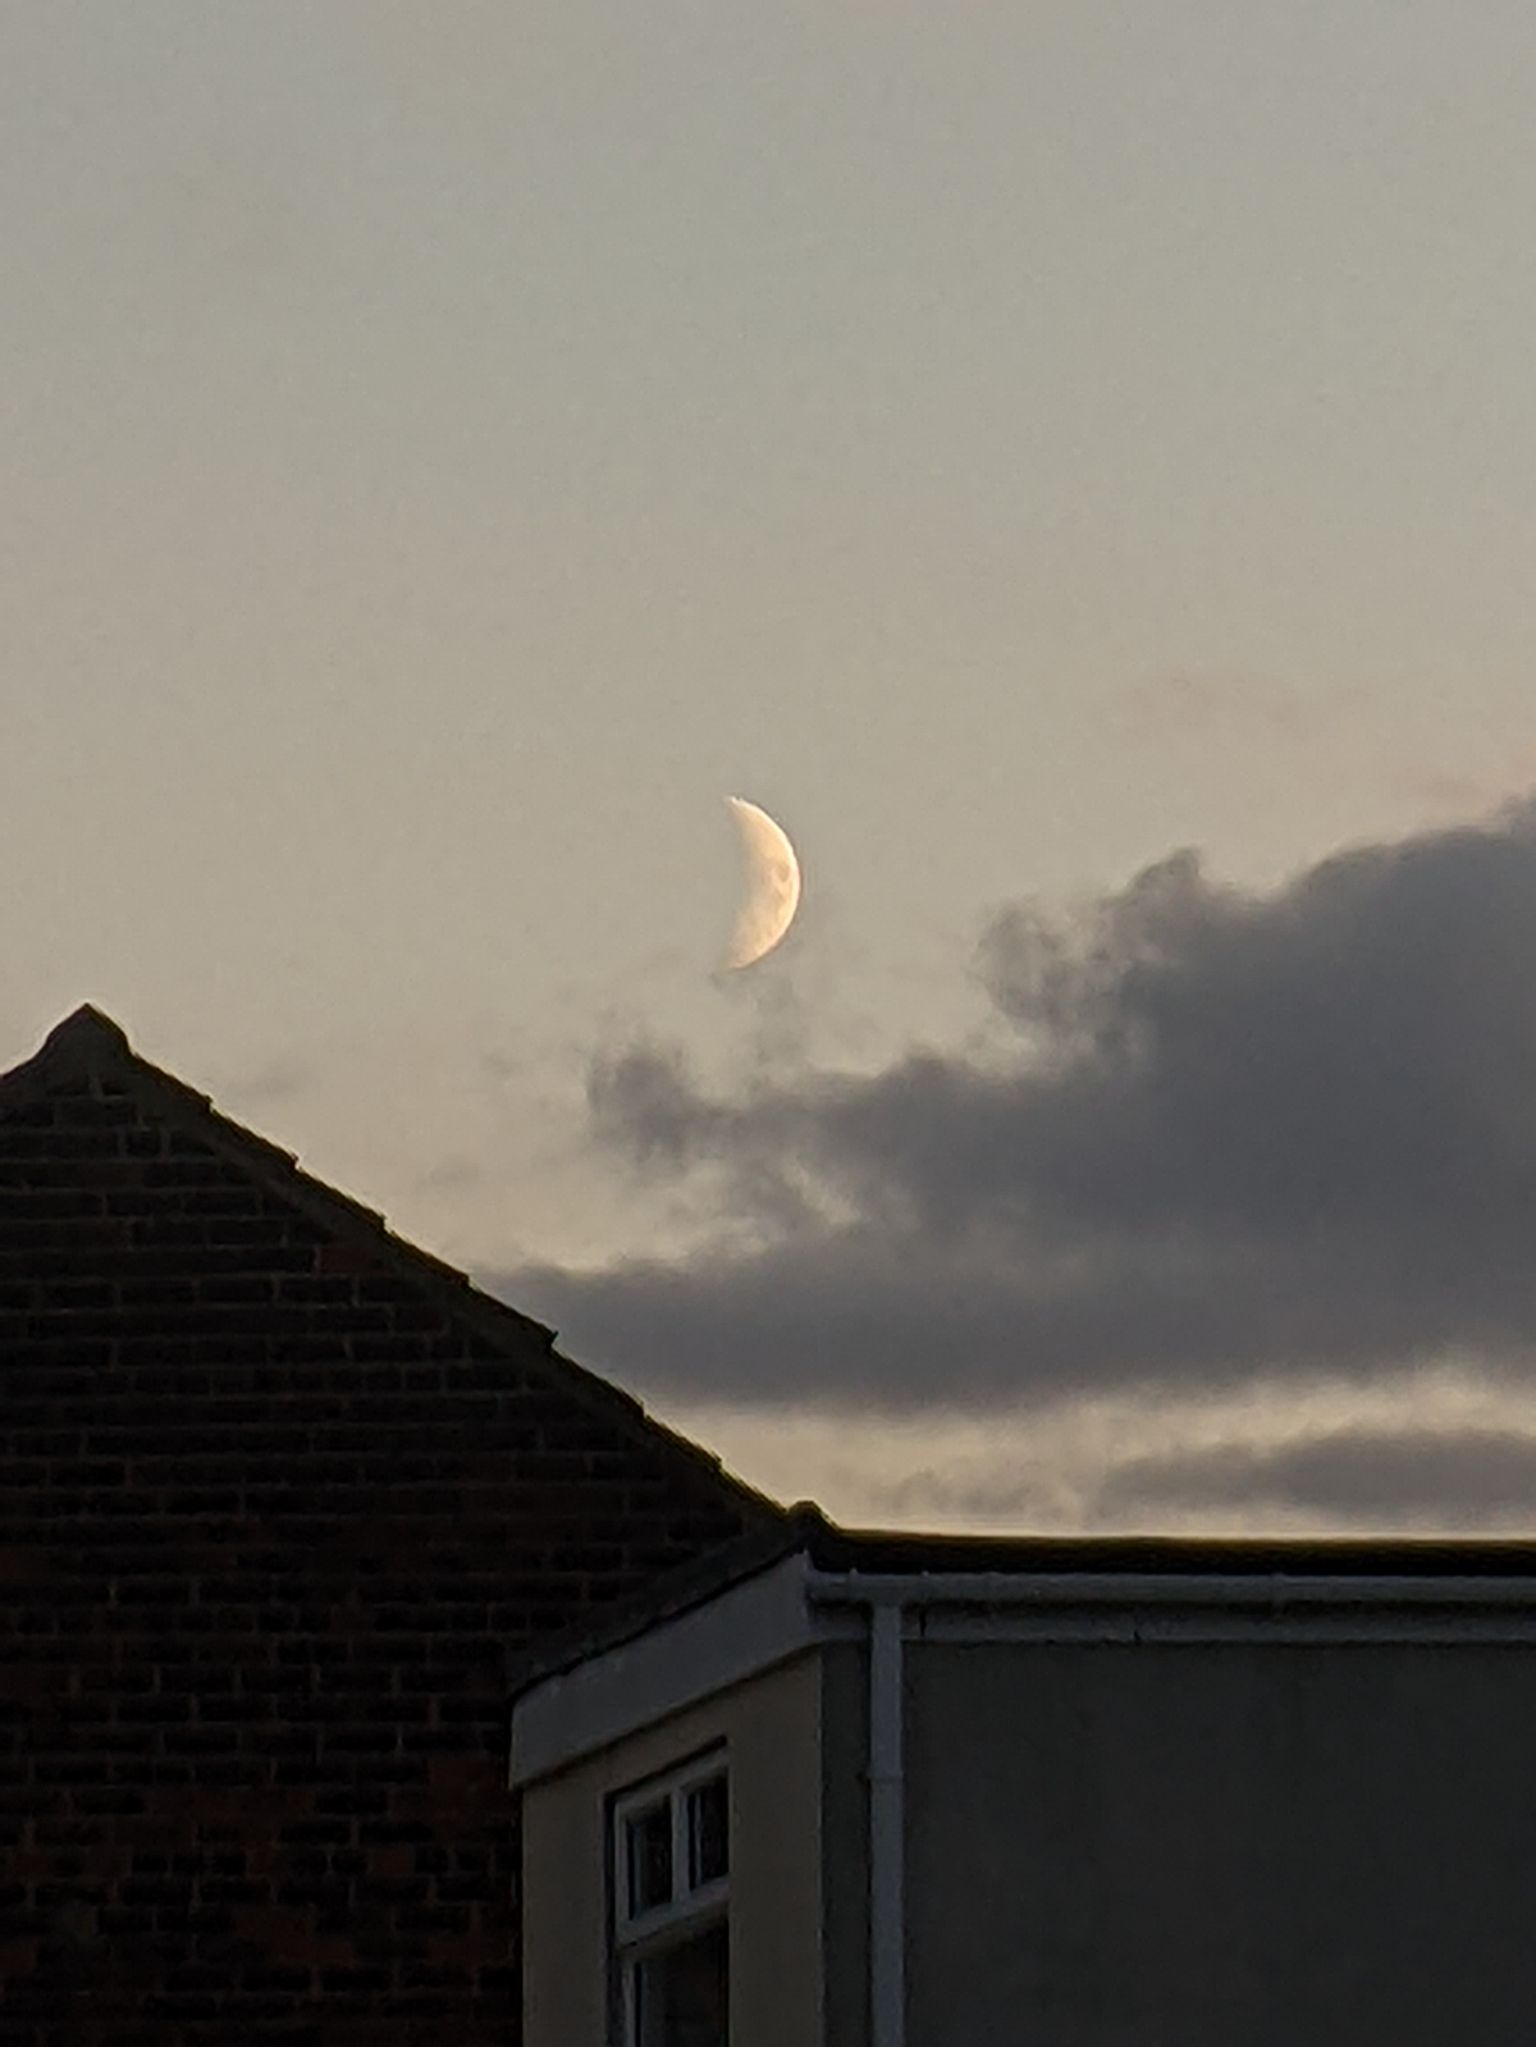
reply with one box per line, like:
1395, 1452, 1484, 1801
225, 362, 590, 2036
0, 1003, 134, 1093
509, 1514, 1536, 1702
1, 1007, 783, 1529
509, 1502, 833, 1700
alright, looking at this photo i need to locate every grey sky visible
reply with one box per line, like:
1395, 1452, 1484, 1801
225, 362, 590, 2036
5, 4, 1536, 1528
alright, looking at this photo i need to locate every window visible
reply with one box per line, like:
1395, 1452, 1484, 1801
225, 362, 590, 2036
611, 1753, 730, 2047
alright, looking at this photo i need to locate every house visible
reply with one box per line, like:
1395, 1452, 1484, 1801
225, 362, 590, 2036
0, 1006, 778, 2044
511, 1505, 1536, 2047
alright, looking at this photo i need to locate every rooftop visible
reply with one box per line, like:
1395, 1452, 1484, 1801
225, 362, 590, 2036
0, 1001, 778, 1518
512, 1501, 1536, 1697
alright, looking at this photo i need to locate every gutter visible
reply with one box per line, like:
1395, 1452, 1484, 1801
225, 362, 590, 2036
794, 1559, 1536, 2047
806, 1572, 907, 2047
813, 1569, 1536, 1610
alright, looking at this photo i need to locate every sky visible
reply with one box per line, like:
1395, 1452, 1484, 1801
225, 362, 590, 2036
5, 3, 1536, 1533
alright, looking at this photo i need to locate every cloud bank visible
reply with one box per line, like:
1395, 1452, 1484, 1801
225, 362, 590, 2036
498, 798, 1536, 1434
1102, 1424, 1536, 1527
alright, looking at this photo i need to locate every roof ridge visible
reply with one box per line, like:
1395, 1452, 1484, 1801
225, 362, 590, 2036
35, 1002, 132, 1069
0, 1009, 783, 1527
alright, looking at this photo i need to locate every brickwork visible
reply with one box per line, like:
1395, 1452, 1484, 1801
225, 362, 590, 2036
0, 1009, 772, 2045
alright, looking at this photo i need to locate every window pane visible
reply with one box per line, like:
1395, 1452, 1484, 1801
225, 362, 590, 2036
687, 1776, 728, 1890
627, 1801, 673, 1918
634, 1919, 728, 2047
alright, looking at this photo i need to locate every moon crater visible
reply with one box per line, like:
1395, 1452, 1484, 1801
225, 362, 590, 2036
725, 797, 802, 969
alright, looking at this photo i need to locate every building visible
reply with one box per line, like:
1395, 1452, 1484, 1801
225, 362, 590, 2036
512, 1506, 1536, 2047
0, 1006, 778, 2044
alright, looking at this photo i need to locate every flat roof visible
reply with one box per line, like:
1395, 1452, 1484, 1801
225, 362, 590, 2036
509, 1501, 1536, 1702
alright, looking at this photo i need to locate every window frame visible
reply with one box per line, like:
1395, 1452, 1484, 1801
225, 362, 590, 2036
609, 1746, 730, 2046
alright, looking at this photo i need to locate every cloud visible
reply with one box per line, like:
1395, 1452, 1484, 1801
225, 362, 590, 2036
879, 1452, 1088, 1529
1102, 1425, 1536, 1529
497, 796, 1536, 1413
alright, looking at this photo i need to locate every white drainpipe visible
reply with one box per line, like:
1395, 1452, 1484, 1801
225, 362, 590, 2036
806, 1573, 907, 2047
798, 1560, 1536, 2047
867, 1600, 906, 2047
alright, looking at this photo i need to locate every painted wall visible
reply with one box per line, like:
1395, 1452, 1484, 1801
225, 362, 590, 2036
905, 1639, 1536, 2046
819, 1639, 870, 2047
521, 1650, 824, 2047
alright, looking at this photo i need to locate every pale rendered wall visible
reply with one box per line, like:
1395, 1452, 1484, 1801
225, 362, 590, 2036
521, 1649, 824, 2047
905, 1639, 1536, 2047
819, 1639, 869, 2047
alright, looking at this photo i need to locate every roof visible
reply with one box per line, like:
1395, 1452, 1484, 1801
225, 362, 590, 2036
0, 1002, 779, 1522
801, 1524, 1536, 1578
511, 1501, 1536, 1696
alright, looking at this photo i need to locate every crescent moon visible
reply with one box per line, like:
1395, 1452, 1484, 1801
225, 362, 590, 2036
725, 797, 802, 969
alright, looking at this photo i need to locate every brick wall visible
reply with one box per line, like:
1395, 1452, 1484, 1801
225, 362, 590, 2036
0, 1012, 770, 2044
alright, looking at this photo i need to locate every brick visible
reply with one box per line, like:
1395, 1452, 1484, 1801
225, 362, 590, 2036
0, 1007, 773, 2044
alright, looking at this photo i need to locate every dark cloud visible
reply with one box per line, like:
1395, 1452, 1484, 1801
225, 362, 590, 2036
495, 797, 1536, 1411
1102, 1425, 1536, 1529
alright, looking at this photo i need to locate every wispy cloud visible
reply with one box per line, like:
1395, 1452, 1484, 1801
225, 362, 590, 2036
1102, 1424, 1536, 1529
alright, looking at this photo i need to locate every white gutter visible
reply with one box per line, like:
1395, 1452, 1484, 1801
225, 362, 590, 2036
805, 1572, 907, 2047
811, 1570, 1536, 1610
509, 1550, 1536, 2033
796, 1560, 1536, 2047
867, 1602, 905, 2047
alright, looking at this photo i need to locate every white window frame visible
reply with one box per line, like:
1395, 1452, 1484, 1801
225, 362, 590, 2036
610, 1748, 730, 2046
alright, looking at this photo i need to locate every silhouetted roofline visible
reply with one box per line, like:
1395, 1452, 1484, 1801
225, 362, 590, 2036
801, 1525, 1536, 1578
511, 1504, 1536, 1697
1, 1005, 782, 1526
